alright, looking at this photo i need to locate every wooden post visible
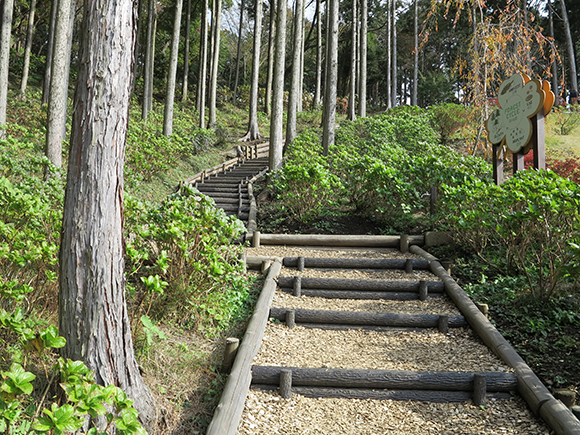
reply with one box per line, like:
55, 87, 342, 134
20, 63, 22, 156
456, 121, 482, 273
553, 389, 576, 408
493, 144, 504, 185
293, 276, 302, 297
221, 337, 239, 373
418, 280, 428, 301
399, 234, 409, 253
438, 315, 449, 334
252, 230, 261, 248
261, 260, 272, 274
476, 303, 489, 319
297, 256, 305, 272
473, 374, 487, 406
280, 368, 292, 399
532, 107, 546, 170
513, 151, 525, 174
286, 310, 296, 328
405, 259, 414, 274
572, 406, 580, 419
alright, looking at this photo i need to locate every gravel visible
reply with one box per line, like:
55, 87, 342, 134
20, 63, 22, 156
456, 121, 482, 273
238, 245, 552, 434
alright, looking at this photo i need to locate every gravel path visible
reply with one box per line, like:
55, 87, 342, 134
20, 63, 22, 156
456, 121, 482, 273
238, 245, 552, 434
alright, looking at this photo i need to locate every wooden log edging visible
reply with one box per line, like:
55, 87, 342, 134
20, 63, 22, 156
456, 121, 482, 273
269, 307, 466, 328
246, 168, 269, 236
251, 233, 425, 247
409, 245, 580, 435
277, 276, 444, 292
279, 288, 443, 301
251, 366, 518, 392
251, 385, 513, 403
205, 260, 282, 435
282, 257, 431, 270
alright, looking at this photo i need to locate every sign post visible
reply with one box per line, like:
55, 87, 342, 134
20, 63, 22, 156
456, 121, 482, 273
485, 74, 554, 185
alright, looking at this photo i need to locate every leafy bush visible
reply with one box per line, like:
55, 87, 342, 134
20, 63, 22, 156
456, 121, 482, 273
125, 186, 249, 332
271, 130, 343, 220
440, 169, 580, 300
550, 105, 580, 135
429, 103, 471, 144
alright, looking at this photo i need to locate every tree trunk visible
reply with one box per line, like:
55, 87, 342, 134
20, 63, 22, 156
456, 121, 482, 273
313, 0, 322, 108
265, 0, 276, 116
42, 0, 58, 105
0, 0, 14, 138
240, 0, 263, 141
269, 0, 287, 171
412, 0, 418, 105
358, 0, 367, 117
391, 0, 397, 107
347, 0, 357, 121
59, 0, 156, 430
285, 0, 305, 147
548, 0, 559, 105
142, 0, 156, 120
163, 0, 185, 136
45, 0, 75, 168
386, 0, 391, 108
209, 0, 222, 128
19, 0, 37, 97
182, 0, 192, 102
559, 0, 578, 92
233, 0, 245, 103
197, 0, 209, 127
322, 0, 338, 155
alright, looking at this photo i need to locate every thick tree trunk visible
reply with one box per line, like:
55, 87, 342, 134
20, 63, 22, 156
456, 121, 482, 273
386, 0, 391, 108
313, 0, 322, 108
0, 0, 14, 138
42, 0, 58, 105
391, 0, 397, 107
322, 0, 338, 155
233, 0, 245, 103
559, 0, 578, 92
59, 0, 156, 431
358, 0, 367, 117
19, 0, 37, 96
264, 0, 276, 116
347, 0, 357, 121
240, 0, 263, 141
182, 0, 192, 102
285, 0, 305, 147
269, 0, 287, 171
45, 0, 75, 168
197, 0, 209, 127
548, 0, 559, 105
163, 0, 185, 136
209, 0, 222, 128
142, 0, 156, 120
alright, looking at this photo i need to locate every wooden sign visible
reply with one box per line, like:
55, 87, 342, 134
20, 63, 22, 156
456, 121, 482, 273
485, 73, 555, 184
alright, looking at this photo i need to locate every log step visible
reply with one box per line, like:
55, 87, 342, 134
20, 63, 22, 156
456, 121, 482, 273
251, 366, 518, 392
283, 257, 430, 270
279, 289, 443, 300
269, 308, 466, 328
277, 277, 444, 292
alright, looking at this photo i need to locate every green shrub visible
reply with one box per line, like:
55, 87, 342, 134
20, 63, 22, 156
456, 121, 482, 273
429, 103, 471, 143
440, 169, 580, 300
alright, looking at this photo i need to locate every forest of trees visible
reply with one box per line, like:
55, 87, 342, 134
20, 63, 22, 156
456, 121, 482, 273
1, 0, 580, 430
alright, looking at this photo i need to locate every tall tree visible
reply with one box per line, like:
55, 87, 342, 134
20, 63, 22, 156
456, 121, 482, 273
559, 0, 578, 92
233, 0, 246, 103
197, 0, 209, 127
548, 0, 560, 104
348, 0, 357, 121
142, 0, 157, 119
240, 0, 264, 141
163, 0, 185, 136
322, 0, 338, 155
358, 0, 367, 117
285, 0, 305, 146
182, 0, 193, 102
0, 0, 14, 138
412, 0, 418, 105
386, 0, 392, 108
42, 0, 58, 105
269, 0, 287, 171
209, 0, 222, 127
45, 0, 75, 168
313, 0, 322, 108
19, 0, 37, 96
391, 0, 397, 107
59, 0, 157, 429
264, 0, 276, 116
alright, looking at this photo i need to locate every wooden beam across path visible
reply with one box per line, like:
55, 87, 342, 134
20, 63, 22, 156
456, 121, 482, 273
282, 257, 431, 270
251, 366, 518, 392
251, 233, 424, 247
277, 276, 444, 292
269, 308, 466, 328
